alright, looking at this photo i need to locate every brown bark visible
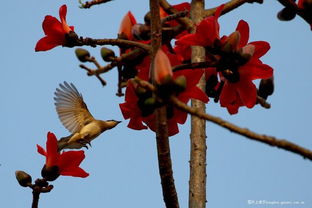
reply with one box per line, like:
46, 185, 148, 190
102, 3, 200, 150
189, 1, 207, 208
149, 0, 179, 207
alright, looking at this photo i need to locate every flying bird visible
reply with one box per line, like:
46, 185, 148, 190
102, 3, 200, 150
54, 82, 121, 151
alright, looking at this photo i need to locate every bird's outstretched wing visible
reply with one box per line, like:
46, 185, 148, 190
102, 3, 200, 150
54, 82, 95, 134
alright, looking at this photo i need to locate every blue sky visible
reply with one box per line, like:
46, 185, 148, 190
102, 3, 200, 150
1, 0, 311, 207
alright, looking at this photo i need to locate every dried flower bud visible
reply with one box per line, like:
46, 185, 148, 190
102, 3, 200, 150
15, 170, 32, 187
75, 48, 90, 62
258, 77, 274, 100
101, 47, 115, 62
277, 8, 296, 21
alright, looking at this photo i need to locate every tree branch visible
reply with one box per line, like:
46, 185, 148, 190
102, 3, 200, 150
79, 0, 112, 9
72, 37, 151, 53
150, 1, 179, 208
170, 96, 312, 161
189, 1, 207, 208
204, 0, 263, 18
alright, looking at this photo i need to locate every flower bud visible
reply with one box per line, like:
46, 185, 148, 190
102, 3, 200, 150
15, 170, 32, 187
222, 31, 241, 53
277, 8, 296, 21
101, 47, 116, 62
258, 77, 274, 100
173, 75, 187, 93
41, 165, 60, 181
153, 49, 173, 84
75, 48, 90, 62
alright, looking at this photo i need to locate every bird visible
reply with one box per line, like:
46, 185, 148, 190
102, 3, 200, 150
54, 82, 121, 151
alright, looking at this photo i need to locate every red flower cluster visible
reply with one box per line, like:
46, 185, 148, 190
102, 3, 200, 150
37, 132, 89, 180
176, 5, 273, 114
119, 47, 208, 136
35, 5, 74, 51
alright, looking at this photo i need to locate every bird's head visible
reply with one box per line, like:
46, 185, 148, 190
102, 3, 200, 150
100, 120, 121, 132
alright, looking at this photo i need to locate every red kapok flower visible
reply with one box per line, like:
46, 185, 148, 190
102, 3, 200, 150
119, 47, 208, 136
37, 132, 89, 180
35, 5, 74, 52
175, 4, 224, 47
219, 20, 273, 114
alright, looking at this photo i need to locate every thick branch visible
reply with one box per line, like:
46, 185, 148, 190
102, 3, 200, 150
204, 0, 263, 18
171, 96, 312, 161
150, 0, 179, 208
189, 1, 207, 208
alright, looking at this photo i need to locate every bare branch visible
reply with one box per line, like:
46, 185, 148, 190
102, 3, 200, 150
170, 96, 312, 161
79, 0, 112, 9
204, 0, 263, 18
150, 0, 179, 207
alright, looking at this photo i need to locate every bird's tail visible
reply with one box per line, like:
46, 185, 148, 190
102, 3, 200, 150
57, 135, 72, 152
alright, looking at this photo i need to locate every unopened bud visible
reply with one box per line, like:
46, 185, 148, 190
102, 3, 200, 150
15, 170, 32, 187
153, 49, 173, 84
258, 77, 274, 100
173, 76, 187, 93
41, 165, 60, 181
144, 97, 156, 107
222, 31, 241, 53
101, 47, 115, 62
277, 8, 296, 21
75, 48, 90, 62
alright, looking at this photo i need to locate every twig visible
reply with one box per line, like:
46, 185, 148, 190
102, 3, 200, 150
257, 96, 271, 109
150, 0, 180, 207
74, 37, 151, 53
79, 56, 107, 86
161, 11, 189, 25
170, 96, 312, 161
204, 0, 263, 18
172, 61, 217, 71
79, 0, 112, 9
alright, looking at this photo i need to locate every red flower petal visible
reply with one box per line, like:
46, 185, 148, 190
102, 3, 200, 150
219, 82, 237, 107
42, 16, 63, 36
239, 60, 273, 80
236, 80, 257, 108
58, 150, 85, 170
59, 5, 67, 23
249, 41, 270, 59
167, 119, 179, 136
236, 20, 249, 48
128, 118, 148, 130
46, 132, 59, 167
35, 36, 64, 51
37, 144, 46, 156
60, 167, 89, 178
